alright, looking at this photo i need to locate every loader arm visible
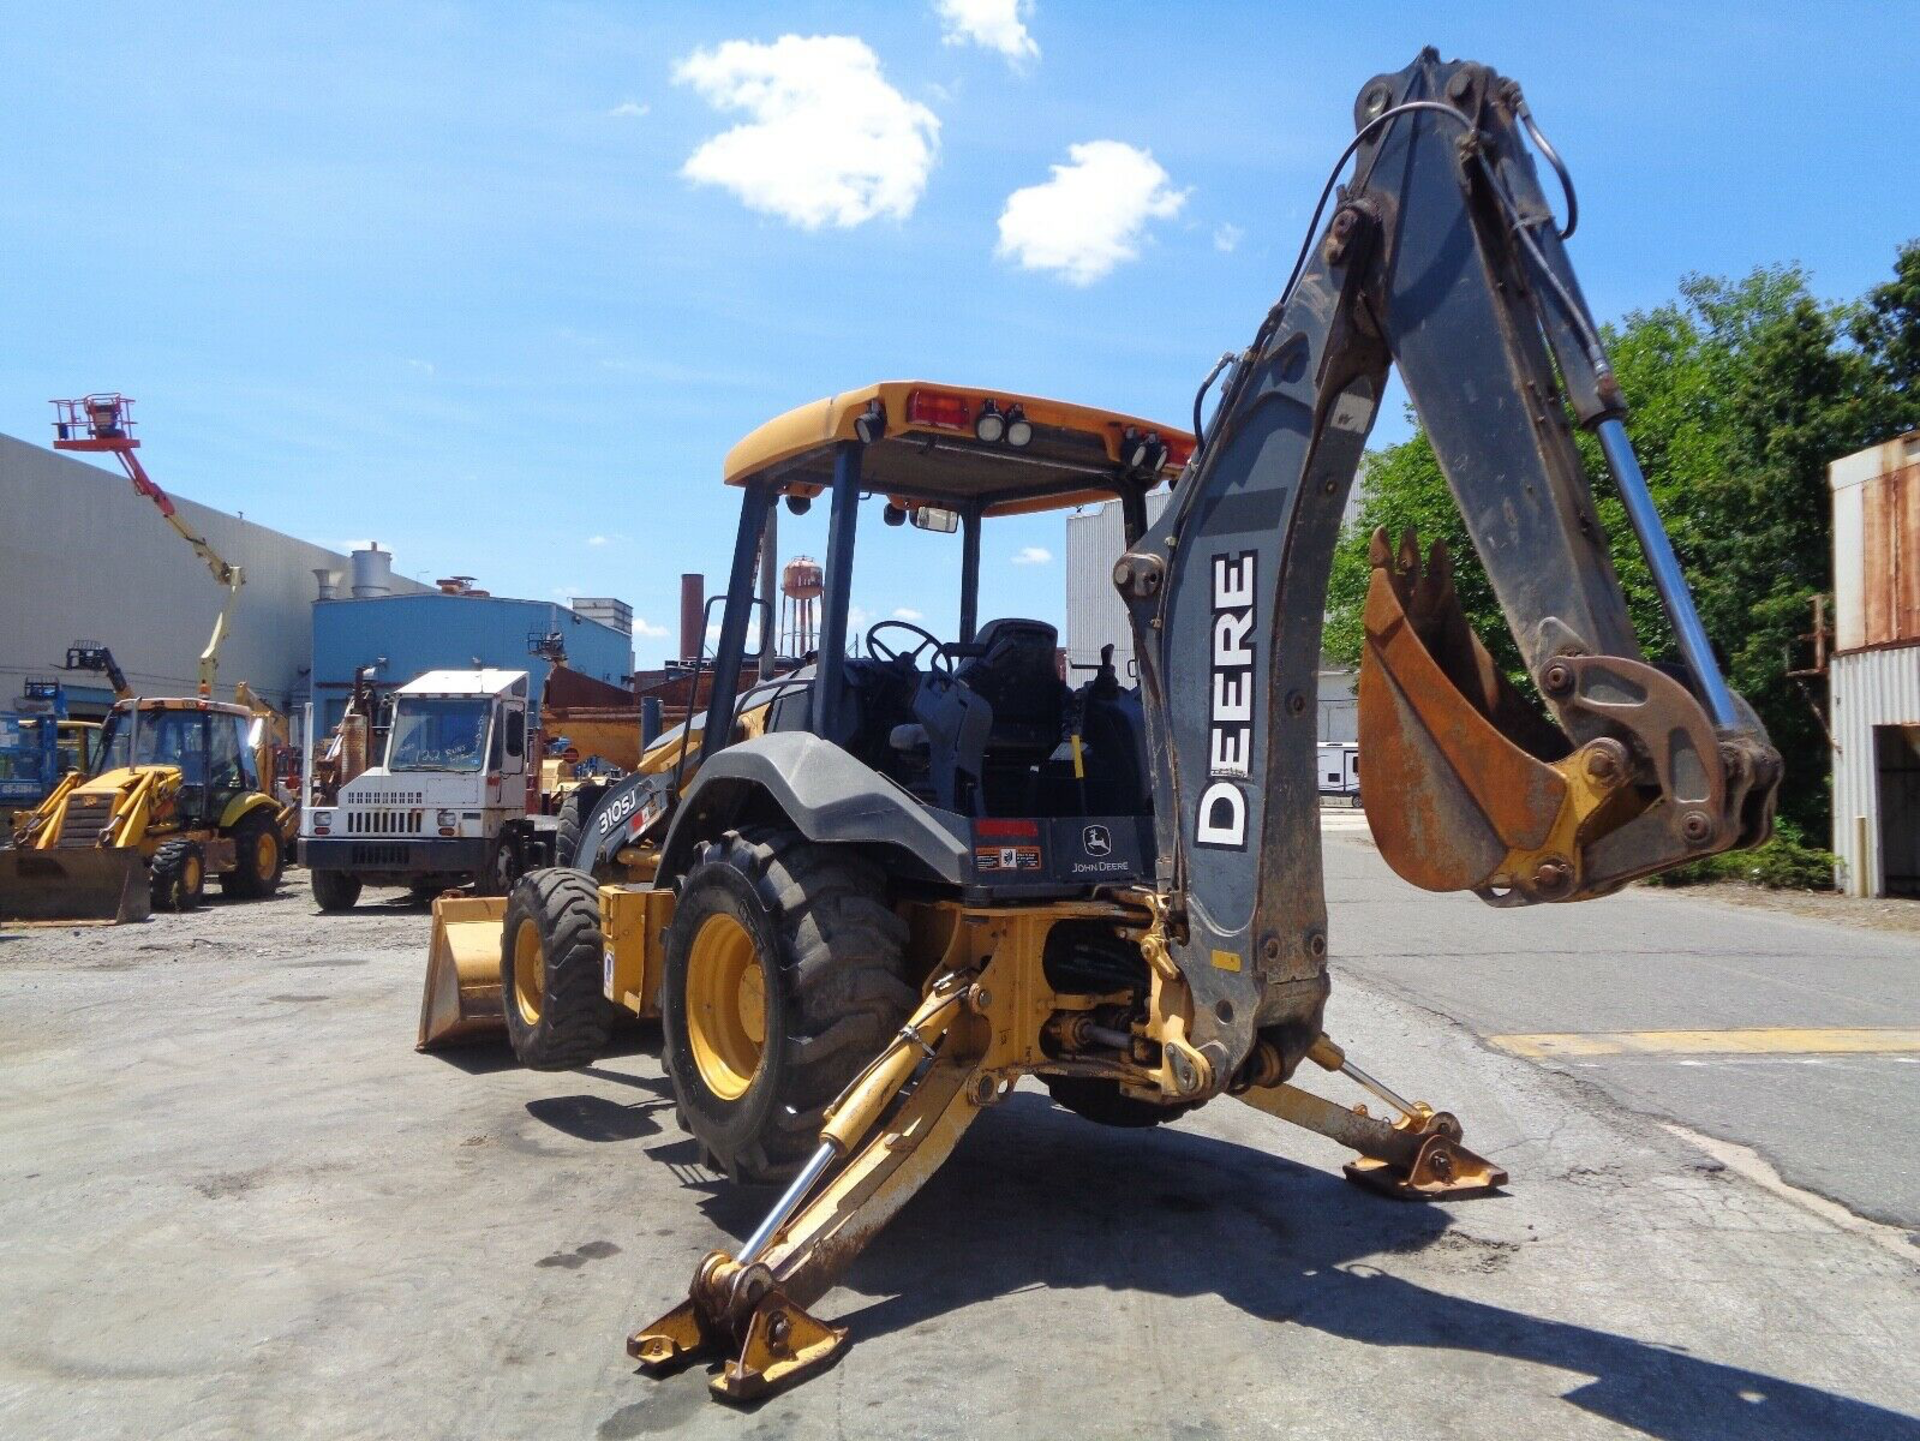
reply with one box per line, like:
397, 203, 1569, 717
1117, 49, 1780, 1086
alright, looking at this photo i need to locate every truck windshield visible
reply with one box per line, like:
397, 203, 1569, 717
387, 698, 490, 772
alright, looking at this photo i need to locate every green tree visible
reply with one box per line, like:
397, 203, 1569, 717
1325, 244, 1916, 841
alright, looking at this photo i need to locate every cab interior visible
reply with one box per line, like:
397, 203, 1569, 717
702, 384, 1192, 823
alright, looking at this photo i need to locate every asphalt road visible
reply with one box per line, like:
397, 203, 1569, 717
1321, 813, 1920, 1230
1, 875, 1916, 1438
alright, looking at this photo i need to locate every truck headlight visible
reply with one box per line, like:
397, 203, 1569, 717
436, 809, 457, 828
311, 809, 333, 835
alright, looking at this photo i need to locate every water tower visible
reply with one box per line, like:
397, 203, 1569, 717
781, 556, 824, 659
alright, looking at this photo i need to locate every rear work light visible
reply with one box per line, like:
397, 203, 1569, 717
905, 388, 973, 432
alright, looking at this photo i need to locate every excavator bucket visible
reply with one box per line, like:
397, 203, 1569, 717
1357, 528, 1586, 897
417, 895, 508, 1050
0, 847, 151, 925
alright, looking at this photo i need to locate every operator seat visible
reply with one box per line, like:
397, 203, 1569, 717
894, 618, 1064, 815
954, 619, 1066, 756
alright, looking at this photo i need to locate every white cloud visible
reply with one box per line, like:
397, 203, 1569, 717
892, 606, 925, 621
404, 358, 435, 376
586, 534, 609, 546
632, 617, 669, 639
553, 585, 584, 600
674, 35, 940, 229
608, 100, 649, 118
1011, 545, 1052, 565
1213, 222, 1244, 253
935, 0, 1038, 67
996, 141, 1187, 285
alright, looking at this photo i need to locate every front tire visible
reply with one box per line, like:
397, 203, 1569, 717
220, 808, 284, 899
500, 869, 618, 1070
150, 838, 206, 912
311, 868, 362, 912
662, 828, 915, 1185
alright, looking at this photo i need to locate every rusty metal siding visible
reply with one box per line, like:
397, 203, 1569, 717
1830, 431, 1920, 653
1863, 462, 1920, 647
1830, 644, 1920, 894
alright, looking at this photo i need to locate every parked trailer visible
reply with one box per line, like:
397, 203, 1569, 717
1317, 741, 1360, 802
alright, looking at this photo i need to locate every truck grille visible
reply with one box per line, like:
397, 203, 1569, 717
345, 808, 424, 836
350, 843, 413, 867
56, 794, 115, 848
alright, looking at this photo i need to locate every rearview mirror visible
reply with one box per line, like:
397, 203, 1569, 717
910, 506, 960, 534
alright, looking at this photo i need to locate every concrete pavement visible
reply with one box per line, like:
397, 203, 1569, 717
1321, 817, 1920, 1230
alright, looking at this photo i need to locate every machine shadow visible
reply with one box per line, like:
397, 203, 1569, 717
685, 1092, 1916, 1441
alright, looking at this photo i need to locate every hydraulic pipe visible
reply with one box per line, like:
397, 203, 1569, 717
738, 1142, 837, 1267
1593, 419, 1739, 731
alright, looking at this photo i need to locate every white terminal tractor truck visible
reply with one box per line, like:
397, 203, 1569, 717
301, 669, 556, 910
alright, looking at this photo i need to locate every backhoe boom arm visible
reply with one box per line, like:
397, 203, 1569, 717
1118, 49, 1780, 1086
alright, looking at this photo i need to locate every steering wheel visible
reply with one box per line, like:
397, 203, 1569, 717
865, 620, 951, 674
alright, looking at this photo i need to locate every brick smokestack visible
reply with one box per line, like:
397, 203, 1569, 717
680, 573, 705, 664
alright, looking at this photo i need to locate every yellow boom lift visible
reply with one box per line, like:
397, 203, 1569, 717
0, 398, 290, 923
423, 53, 1781, 1401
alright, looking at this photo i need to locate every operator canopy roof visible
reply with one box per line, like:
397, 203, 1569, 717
724, 381, 1194, 517
113, 696, 252, 718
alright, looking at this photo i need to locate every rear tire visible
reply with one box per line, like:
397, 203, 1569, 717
501, 869, 618, 1070
554, 785, 603, 871
150, 838, 206, 912
478, 832, 523, 896
311, 868, 362, 912
662, 828, 915, 1186
220, 808, 284, 899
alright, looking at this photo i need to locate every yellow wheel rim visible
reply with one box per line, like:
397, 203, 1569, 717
184, 852, 202, 895
686, 913, 765, 1101
512, 919, 544, 1026
255, 833, 277, 879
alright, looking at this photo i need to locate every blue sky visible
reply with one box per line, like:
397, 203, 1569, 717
2, 3, 1910, 667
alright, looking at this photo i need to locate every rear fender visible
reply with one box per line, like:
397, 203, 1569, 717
657, 732, 966, 888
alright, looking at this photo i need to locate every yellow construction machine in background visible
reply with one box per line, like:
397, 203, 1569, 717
1, 695, 294, 924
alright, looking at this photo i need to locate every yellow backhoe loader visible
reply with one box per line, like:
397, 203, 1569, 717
1, 696, 293, 923
421, 51, 1780, 1401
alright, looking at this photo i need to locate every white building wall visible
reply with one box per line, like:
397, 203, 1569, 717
1064, 494, 1357, 742
1826, 430, 1920, 895
0, 432, 426, 712
1829, 646, 1920, 894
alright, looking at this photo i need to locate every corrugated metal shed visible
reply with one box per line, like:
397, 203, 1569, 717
1830, 647, 1920, 895
1828, 431, 1920, 896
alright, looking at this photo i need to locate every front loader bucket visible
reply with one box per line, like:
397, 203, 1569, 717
417, 895, 508, 1050
0, 847, 151, 925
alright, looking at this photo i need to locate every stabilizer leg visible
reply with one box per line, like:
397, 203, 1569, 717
1237, 1035, 1507, 1199
629, 974, 989, 1402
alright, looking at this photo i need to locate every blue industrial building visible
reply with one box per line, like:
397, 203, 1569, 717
310, 592, 633, 730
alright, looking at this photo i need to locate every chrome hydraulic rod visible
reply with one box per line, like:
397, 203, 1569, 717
1307, 1035, 1415, 1119
1336, 1057, 1418, 1120
1594, 418, 1740, 730
737, 1142, 836, 1267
